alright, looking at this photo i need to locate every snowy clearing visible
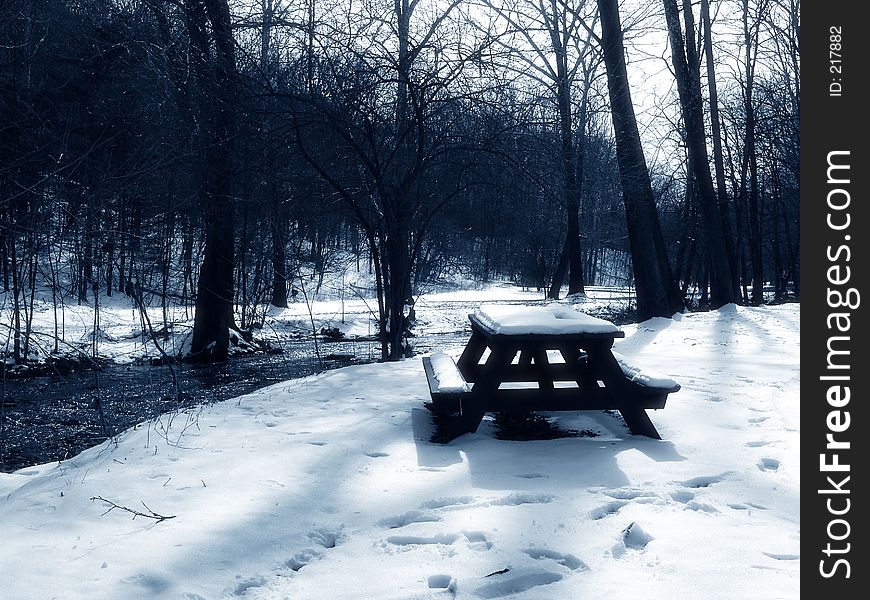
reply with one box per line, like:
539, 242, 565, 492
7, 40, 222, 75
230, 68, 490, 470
1, 300, 799, 600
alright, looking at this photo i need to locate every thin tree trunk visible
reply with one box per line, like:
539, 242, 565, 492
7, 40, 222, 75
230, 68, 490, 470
271, 219, 289, 307
547, 238, 569, 299
663, 0, 734, 307
701, 0, 739, 298
10, 236, 21, 363
742, 0, 764, 304
551, 26, 585, 296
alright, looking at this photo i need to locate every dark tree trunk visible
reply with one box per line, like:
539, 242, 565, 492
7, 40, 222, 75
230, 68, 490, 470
259, 3, 288, 309
701, 0, 739, 298
383, 193, 413, 360
663, 0, 734, 307
270, 220, 289, 308
80, 208, 94, 305
742, 0, 764, 304
238, 208, 250, 328
10, 232, 21, 362
547, 238, 569, 299
104, 211, 114, 298
597, 0, 684, 320
557, 73, 585, 297
190, 0, 238, 361
549, 19, 585, 297
181, 216, 195, 304
673, 165, 697, 291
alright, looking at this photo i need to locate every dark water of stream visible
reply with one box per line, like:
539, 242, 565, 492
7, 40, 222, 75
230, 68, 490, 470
0, 337, 385, 473
0, 327, 477, 474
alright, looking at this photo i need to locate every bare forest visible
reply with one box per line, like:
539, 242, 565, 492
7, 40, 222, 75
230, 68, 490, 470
1, 0, 799, 366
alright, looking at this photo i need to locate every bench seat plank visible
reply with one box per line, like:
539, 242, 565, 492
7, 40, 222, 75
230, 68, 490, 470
423, 353, 471, 416
612, 351, 681, 393
426, 352, 472, 393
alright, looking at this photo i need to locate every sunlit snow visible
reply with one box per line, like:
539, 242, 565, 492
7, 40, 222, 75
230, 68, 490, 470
1, 288, 799, 600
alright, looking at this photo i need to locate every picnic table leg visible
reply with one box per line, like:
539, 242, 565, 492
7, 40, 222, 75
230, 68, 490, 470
460, 344, 514, 434
457, 330, 488, 381
559, 346, 598, 390
614, 408, 661, 439
585, 343, 662, 440
518, 349, 533, 366
532, 347, 554, 391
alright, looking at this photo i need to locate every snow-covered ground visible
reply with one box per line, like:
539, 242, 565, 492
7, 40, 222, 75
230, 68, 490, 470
1, 295, 799, 599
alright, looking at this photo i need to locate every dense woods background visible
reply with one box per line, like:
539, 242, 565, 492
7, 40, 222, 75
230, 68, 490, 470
0, 0, 799, 363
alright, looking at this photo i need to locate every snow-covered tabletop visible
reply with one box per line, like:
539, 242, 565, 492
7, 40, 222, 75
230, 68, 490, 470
472, 304, 621, 336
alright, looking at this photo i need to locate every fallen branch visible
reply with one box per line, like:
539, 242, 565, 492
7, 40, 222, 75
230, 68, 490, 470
90, 496, 176, 522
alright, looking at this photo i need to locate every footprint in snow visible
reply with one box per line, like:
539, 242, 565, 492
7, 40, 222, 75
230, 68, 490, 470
588, 500, 628, 520
590, 487, 660, 519
428, 574, 457, 592
745, 440, 771, 448
621, 522, 653, 549
490, 493, 554, 506
757, 457, 781, 472
365, 451, 389, 458
611, 522, 653, 558
464, 531, 493, 551
378, 510, 442, 529
728, 501, 768, 511
226, 575, 267, 596
285, 528, 344, 571
683, 500, 719, 513
762, 552, 799, 561
473, 569, 563, 599
383, 531, 490, 551
285, 548, 323, 571
309, 527, 343, 549
669, 490, 695, 503
420, 496, 475, 510
670, 486, 719, 514
523, 547, 587, 571
679, 472, 733, 488
386, 533, 461, 547
120, 572, 171, 593
600, 487, 657, 500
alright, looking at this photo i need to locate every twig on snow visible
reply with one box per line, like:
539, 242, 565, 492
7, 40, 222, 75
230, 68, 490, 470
90, 496, 176, 522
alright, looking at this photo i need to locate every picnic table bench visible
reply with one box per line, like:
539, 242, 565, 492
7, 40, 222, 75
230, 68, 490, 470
423, 304, 680, 440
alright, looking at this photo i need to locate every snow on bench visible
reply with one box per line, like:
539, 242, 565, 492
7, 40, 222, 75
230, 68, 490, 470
422, 352, 471, 416
612, 351, 681, 392
423, 352, 472, 394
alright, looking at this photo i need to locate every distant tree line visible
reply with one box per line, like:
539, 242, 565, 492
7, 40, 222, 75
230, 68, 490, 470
0, 0, 799, 363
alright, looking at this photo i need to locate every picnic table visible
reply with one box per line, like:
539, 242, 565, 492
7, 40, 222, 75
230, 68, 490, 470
423, 304, 680, 440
